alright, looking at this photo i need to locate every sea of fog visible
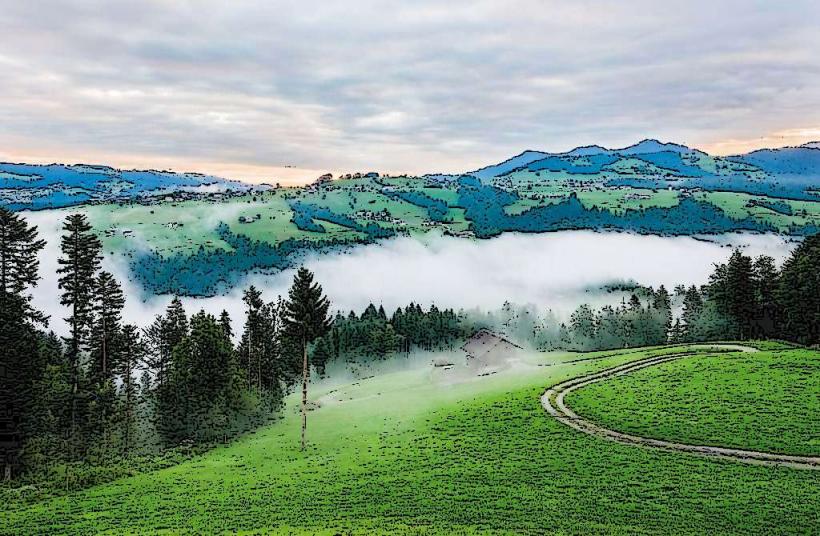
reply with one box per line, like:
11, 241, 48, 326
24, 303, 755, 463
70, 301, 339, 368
24, 209, 799, 338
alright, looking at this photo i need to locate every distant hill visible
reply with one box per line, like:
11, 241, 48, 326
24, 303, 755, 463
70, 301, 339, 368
0, 162, 253, 210
470, 150, 550, 180
469, 139, 820, 201
4, 139, 820, 213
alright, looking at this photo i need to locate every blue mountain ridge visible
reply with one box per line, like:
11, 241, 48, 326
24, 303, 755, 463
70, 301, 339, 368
0, 162, 252, 210
468, 139, 820, 201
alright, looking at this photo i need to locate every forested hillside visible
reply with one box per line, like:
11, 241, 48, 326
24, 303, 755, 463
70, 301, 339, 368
3, 206, 819, 488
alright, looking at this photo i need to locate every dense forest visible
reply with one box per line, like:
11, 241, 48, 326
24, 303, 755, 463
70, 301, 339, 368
2, 206, 819, 489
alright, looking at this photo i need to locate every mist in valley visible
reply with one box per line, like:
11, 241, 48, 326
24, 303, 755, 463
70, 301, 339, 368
23, 209, 798, 340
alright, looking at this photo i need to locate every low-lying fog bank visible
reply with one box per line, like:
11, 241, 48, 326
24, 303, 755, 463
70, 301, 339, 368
24, 215, 799, 338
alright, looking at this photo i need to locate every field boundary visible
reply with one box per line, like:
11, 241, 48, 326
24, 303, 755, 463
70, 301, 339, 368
541, 344, 820, 470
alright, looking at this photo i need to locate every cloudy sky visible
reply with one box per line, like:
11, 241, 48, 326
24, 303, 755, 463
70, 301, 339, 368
1, 1, 819, 184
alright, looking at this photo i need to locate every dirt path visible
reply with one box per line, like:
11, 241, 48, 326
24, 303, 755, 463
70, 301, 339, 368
541, 344, 820, 470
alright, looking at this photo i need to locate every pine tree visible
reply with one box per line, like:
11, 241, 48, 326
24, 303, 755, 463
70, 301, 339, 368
92, 271, 125, 384
0, 207, 46, 322
569, 304, 596, 350
56, 213, 102, 455
117, 324, 143, 456
752, 255, 778, 338
0, 209, 46, 479
143, 315, 170, 388
153, 299, 190, 444
777, 234, 820, 344
164, 297, 189, 350
681, 285, 704, 341
219, 310, 233, 340
282, 268, 331, 451
240, 286, 265, 390
164, 311, 239, 443
709, 250, 756, 339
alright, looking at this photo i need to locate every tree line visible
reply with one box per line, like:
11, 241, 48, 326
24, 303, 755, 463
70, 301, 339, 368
312, 303, 471, 368
3, 205, 820, 483
0, 209, 333, 481
543, 237, 820, 351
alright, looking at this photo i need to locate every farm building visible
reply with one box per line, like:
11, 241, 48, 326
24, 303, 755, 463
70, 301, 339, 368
461, 329, 523, 370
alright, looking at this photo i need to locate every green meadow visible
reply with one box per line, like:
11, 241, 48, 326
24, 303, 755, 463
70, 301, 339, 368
3, 343, 818, 535
566, 346, 820, 457
51, 174, 820, 264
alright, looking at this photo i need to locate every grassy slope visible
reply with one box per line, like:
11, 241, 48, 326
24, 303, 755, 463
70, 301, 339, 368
566, 347, 820, 456
65, 175, 820, 261
3, 344, 818, 535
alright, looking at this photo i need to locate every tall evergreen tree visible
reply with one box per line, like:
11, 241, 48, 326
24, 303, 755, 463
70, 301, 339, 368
219, 310, 233, 340
240, 286, 265, 390
709, 250, 756, 339
143, 315, 170, 388
752, 255, 778, 338
681, 285, 704, 340
0, 207, 46, 321
282, 268, 330, 450
91, 271, 125, 384
777, 234, 820, 344
0, 209, 46, 479
57, 213, 102, 455
116, 324, 143, 456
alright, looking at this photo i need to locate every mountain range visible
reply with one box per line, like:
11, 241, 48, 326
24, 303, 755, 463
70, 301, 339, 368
462, 139, 820, 201
2, 139, 819, 210
0, 162, 252, 210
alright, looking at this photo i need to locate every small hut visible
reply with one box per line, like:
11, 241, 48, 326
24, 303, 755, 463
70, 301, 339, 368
461, 329, 523, 370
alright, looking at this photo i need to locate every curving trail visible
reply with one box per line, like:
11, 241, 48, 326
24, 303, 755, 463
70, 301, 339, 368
541, 344, 820, 470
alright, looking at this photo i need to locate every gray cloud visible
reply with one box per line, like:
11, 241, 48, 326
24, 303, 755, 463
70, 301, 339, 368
1, 1, 819, 178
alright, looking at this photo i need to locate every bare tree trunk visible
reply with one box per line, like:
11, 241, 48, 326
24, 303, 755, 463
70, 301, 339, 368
124, 356, 132, 457
301, 336, 308, 451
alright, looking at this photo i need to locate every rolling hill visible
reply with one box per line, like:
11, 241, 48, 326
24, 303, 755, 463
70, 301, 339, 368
4, 140, 820, 296
0, 162, 254, 210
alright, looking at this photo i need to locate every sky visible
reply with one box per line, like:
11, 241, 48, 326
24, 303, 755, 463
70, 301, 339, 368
1, 1, 819, 185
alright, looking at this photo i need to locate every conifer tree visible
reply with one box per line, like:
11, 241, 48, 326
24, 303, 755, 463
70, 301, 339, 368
681, 285, 704, 340
240, 286, 265, 389
282, 268, 330, 450
219, 310, 233, 340
777, 234, 820, 344
0, 207, 46, 321
57, 213, 102, 454
92, 271, 125, 384
117, 324, 143, 456
143, 315, 170, 388
752, 255, 778, 338
0, 209, 46, 479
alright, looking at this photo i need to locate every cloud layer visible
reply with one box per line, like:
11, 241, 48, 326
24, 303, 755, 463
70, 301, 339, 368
24, 210, 796, 339
2, 1, 819, 182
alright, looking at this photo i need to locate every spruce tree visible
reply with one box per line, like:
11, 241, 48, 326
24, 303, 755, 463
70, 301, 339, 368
57, 213, 102, 455
282, 268, 330, 450
0, 207, 46, 321
752, 255, 778, 338
117, 324, 143, 456
143, 315, 170, 388
681, 285, 703, 340
219, 310, 233, 340
92, 271, 125, 384
240, 286, 265, 390
0, 209, 46, 479
709, 250, 756, 339
777, 234, 820, 344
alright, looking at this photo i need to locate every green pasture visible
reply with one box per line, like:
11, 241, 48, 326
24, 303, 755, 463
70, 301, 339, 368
566, 347, 820, 456
4, 343, 818, 535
